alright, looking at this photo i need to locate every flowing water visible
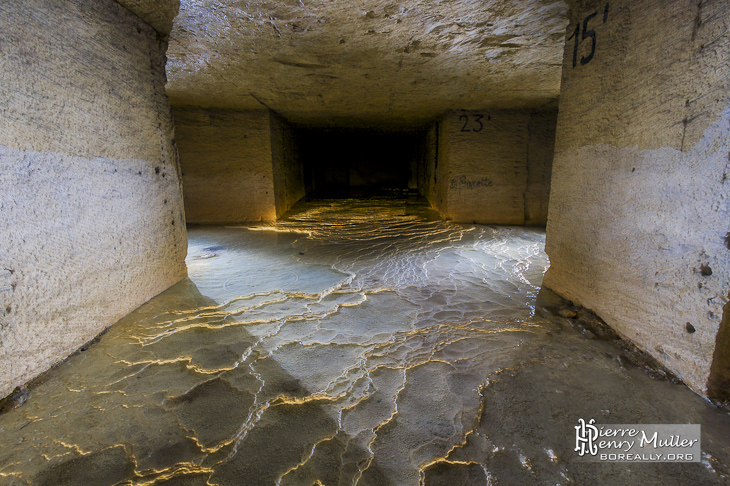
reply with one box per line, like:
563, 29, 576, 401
1, 199, 729, 485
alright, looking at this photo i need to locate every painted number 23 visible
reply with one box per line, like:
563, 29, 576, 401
459, 114, 490, 133
567, 3, 610, 68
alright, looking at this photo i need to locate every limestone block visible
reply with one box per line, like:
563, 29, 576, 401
545, 0, 730, 396
174, 107, 279, 223
525, 111, 557, 224
113, 0, 180, 35
270, 113, 306, 218
431, 110, 556, 225
0, 0, 187, 398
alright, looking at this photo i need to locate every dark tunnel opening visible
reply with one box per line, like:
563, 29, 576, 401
297, 128, 426, 199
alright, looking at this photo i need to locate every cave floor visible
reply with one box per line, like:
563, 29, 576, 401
1, 198, 730, 485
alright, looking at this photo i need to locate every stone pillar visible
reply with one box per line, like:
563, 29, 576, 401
0, 0, 187, 397
174, 108, 278, 223
545, 0, 730, 397
427, 110, 556, 225
270, 112, 306, 219
174, 107, 305, 223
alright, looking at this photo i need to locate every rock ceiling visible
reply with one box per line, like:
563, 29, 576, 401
165, 0, 568, 127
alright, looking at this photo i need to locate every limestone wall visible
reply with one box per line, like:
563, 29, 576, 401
526, 112, 556, 224
113, 0, 180, 35
270, 113, 306, 218
0, 0, 187, 398
545, 0, 730, 397
417, 123, 439, 205
174, 107, 278, 223
430, 110, 556, 225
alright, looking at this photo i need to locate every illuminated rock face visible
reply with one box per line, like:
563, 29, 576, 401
1, 200, 729, 485
544, 0, 730, 397
426, 110, 556, 225
0, 0, 187, 398
174, 107, 306, 223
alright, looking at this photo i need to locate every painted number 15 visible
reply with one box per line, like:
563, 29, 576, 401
568, 3, 610, 68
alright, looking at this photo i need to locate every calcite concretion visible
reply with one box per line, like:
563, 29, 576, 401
0, 199, 729, 485
545, 0, 730, 396
166, 0, 569, 127
0, 0, 187, 398
425, 110, 556, 225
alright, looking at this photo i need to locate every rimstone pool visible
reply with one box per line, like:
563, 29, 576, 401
0, 199, 729, 485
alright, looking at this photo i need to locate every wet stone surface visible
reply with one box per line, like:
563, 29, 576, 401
1, 199, 729, 485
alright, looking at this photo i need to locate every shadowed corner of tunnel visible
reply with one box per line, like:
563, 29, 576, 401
29, 277, 395, 486
707, 297, 730, 410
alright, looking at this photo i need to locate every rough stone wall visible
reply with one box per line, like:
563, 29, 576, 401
113, 0, 180, 35
545, 0, 730, 396
165, 0, 568, 127
417, 123, 439, 205
0, 0, 187, 398
431, 110, 556, 225
526, 111, 556, 224
174, 107, 278, 223
270, 113, 306, 218
433, 121, 451, 215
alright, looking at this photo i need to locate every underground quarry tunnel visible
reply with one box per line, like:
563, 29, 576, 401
1, 0, 730, 484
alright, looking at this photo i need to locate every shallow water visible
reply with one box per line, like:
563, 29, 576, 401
1, 198, 729, 485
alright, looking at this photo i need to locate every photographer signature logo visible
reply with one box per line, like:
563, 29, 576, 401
575, 418, 599, 456
574, 419, 700, 462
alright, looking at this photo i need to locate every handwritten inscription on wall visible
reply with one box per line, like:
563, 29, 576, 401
450, 176, 494, 190
567, 2, 610, 68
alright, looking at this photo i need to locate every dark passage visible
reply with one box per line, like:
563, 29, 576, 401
298, 128, 425, 198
